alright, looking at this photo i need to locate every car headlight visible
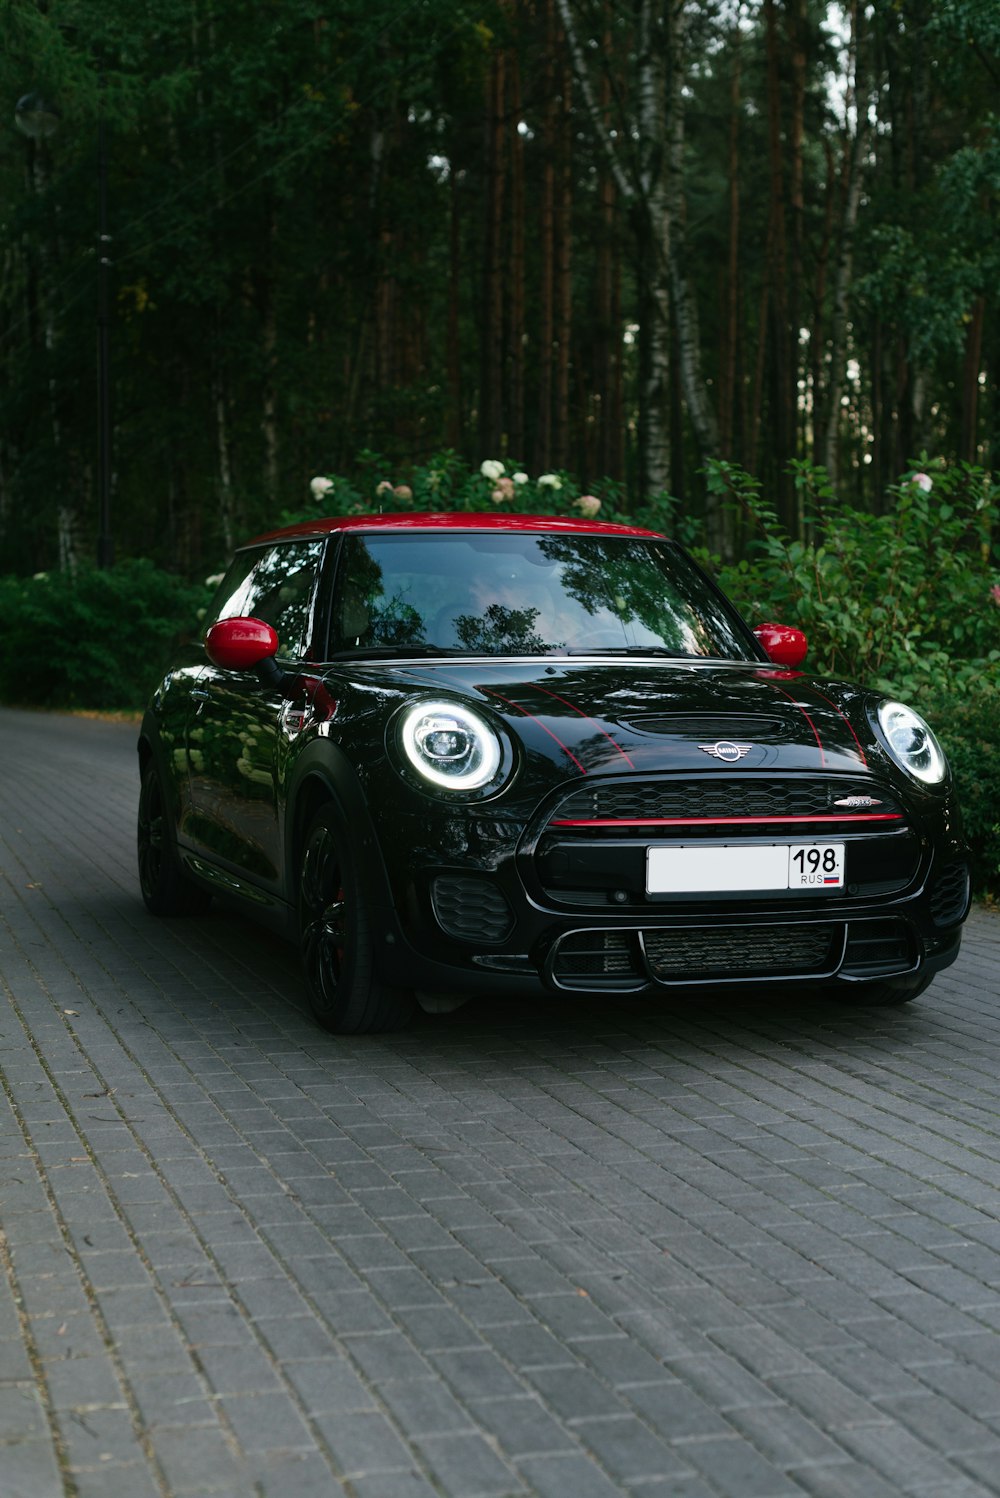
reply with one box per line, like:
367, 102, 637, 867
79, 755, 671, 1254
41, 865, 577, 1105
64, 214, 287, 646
877, 700, 947, 785
399, 700, 503, 791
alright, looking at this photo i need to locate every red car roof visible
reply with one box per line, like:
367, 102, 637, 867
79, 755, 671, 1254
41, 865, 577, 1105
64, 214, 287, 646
245, 510, 666, 547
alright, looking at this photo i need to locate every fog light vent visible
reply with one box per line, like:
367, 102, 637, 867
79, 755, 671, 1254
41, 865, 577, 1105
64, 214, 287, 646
929, 864, 970, 928
431, 876, 513, 942
842, 918, 913, 976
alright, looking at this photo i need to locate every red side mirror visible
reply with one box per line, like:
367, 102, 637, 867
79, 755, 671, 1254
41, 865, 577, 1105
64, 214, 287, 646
205, 616, 278, 671
754, 622, 808, 669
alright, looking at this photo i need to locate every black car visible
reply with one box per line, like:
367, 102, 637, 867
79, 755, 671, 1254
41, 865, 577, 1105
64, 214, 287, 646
138, 512, 970, 1032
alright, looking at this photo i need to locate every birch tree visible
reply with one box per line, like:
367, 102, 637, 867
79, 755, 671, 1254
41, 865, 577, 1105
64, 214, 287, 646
556, 0, 719, 509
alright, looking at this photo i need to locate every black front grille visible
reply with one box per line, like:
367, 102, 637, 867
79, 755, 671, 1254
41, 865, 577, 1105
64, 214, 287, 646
643, 923, 841, 980
552, 778, 903, 826
929, 864, 970, 928
432, 876, 513, 942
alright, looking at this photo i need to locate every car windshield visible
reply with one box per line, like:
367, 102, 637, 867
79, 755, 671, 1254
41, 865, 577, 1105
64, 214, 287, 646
328, 532, 758, 661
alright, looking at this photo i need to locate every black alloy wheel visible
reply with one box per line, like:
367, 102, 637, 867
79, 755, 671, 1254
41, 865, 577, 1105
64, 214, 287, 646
137, 761, 211, 916
298, 803, 414, 1034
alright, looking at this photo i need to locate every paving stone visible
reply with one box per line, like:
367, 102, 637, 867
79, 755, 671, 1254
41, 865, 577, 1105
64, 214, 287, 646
4, 707, 1000, 1498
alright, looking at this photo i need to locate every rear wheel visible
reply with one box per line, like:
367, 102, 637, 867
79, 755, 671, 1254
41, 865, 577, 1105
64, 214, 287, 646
826, 971, 933, 1007
298, 804, 414, 1034
137, 761, 211, 916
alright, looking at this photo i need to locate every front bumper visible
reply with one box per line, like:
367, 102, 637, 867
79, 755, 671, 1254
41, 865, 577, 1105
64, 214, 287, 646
369, 772, 971, 999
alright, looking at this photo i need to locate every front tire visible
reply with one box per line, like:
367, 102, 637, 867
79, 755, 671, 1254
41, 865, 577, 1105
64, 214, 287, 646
137, 761, 212, 916
298, 804, 414, 1034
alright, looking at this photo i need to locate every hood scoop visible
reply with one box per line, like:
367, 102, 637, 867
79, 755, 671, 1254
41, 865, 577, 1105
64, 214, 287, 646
619, 714, 785, 737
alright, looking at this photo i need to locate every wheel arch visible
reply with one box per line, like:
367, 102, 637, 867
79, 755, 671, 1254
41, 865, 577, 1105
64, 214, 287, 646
137, 715, 183, 844
285, 741, 395, 917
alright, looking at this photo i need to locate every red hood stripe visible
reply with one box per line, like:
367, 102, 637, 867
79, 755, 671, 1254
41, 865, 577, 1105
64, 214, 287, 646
528, 683, 636, 768
759, 678, 826, 764
809, 686, 868, 766
482, 688, 587, 775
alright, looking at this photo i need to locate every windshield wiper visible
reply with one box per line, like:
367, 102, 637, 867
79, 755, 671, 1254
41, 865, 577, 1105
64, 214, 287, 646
330, 644, 474, 660
562, 646, 693, 658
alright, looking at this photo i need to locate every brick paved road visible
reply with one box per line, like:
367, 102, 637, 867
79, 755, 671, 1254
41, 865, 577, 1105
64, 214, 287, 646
2, 705, 1000, 1498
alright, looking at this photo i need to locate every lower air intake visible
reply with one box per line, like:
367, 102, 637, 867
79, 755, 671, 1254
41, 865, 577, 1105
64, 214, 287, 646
643, 924, 840, 981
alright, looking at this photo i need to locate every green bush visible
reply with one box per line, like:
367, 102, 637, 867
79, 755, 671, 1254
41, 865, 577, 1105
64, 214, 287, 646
0, 561, 210, 712
924, 682, 1000, 889
705, 457, 1000, 700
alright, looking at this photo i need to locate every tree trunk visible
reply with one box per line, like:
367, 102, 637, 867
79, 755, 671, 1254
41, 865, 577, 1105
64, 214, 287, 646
507, 47, 526, 462
479, 49, 506, 458
764, 0, 794, 527
788, 0, 807, 485
445, 170, 463, 450
822, 0, 869, 489
557, 0, 672, 498
554, 48, 573, 469
719, 23, 742, 461
536, 0, 558, 472
665, 1, 719, 459
260, 202, 279, 513
961, 295, 986, 463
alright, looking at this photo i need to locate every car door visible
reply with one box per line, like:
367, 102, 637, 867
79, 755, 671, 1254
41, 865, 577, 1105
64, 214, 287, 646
185, 537, 327, 895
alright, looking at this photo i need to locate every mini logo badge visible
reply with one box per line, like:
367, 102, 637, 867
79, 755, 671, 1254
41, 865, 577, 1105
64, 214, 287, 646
698, 741, 753, 763
833, 794, 882, 809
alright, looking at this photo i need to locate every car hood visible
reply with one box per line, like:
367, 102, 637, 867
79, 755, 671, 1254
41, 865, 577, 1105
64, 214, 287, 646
372, 658, 877, 778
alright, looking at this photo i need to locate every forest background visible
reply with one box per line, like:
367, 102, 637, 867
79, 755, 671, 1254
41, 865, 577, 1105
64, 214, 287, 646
1, 0, 998, 877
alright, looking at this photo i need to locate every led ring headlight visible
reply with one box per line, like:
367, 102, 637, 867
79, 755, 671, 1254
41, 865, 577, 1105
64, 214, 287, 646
400, 700, 502, 791
877, 700, 946, 785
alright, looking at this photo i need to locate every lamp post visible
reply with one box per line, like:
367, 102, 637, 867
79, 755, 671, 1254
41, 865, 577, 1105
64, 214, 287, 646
15, 88, 113, 568
14, 92, 59, 140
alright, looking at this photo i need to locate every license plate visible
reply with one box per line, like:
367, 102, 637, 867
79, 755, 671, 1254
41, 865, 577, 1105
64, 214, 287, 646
646, 843, 845, 894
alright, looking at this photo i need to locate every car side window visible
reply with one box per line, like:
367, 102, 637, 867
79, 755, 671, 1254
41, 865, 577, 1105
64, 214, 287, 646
209, 540, 326, 660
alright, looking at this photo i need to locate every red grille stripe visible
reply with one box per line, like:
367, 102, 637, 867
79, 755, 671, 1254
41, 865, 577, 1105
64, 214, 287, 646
549, 813, 903, 827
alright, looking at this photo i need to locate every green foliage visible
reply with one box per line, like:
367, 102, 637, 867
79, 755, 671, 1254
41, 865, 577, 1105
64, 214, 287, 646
924, 682, 1000, 887
0, 562, 210, 712
701, 456, 1000, 891
706, 457, 1000, 701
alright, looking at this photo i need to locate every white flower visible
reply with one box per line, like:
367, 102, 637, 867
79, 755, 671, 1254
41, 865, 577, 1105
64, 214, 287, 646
204, 573, 224, 587
310, 475, 334, 499
480, 459, 505, 482
537, 473, 562, 490
575, 494, 602, 517
512, 471, 529, 485
910, 472, 933, 492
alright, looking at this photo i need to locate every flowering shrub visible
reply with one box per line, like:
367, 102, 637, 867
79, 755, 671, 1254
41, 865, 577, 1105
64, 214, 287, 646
290, 455, 594, 526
